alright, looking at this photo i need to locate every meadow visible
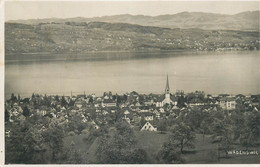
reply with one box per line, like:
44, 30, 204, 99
63, 131, 260, 164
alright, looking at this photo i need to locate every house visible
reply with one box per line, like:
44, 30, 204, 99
102, 99, 117, 108
153, 109, 161, 119
189, 98, 204, 107
144, 99, 153, 106
140, 121, 157, 131
140, 112, 154, 121
10, 108, 19, 116
219, 97, 236, 110
130, 106, 139, 112
109, 106, 118, 113
95, 107, 102, 113
5, 130, 10, 137
90, 121, 99, 129
159, 107, 165, 113
123, 115, 131, 124
50, 112, 57, 118
139, 106, 149, 113
124, 110, 130, 115
82, 117, 88, 123
61, 106, 66, 112
172, 105, 180, 111
102, 110, 109, 115
75, 99, 84, 108
154, 96, 165, 107
94, 102, 100, 108
38, 106, 48, 116
134, 101, 141, 107
132, 115, 141, 124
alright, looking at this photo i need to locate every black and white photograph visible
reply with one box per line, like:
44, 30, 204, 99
2, 0, 260, 165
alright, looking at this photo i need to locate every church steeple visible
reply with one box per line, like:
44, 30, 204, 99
165, 74, 170, 94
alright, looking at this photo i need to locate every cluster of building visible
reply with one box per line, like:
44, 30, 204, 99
5, 75, 260, 134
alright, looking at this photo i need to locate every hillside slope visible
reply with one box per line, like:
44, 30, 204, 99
5, 22, 259, 54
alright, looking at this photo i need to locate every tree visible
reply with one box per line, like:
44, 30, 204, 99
60, 141, 83, 164
139, 95, 144, 105
89, 96, 93, 104
116, 95, 121, 104
31, 93, 35, 99
237, 111, 260, 149
6, 121, 48, 164
61, 96, 67, 107
170, 122, 195, 153
123, 94, 127, 102
22, 106, 30, 117
10, 93, 17, 102
55, 95, 60, 102
5, 122, 27, 163
68, 114, 87, 134
157, 119, 167, 132
211, 118, 233, 159
184, 108, 203, 131
23, 125, 48, 163
68, 99, 75, 107
43, 95, 51, 107
177, 95, 186, 108
5, 109, 10, 122
246, 111, 260, 141
96, 120, 147, 164
42, 122, 65, 163
157, 140, 185, 163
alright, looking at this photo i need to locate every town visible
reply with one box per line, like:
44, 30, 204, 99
5, 76, 260, 164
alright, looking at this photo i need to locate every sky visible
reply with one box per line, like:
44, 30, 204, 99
5, 1, 260, 21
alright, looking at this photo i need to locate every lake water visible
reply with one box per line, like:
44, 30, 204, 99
5, 51, 260, 99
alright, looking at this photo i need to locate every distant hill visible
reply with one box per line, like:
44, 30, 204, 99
5, 21, 259, 54
7, 11, 260, 31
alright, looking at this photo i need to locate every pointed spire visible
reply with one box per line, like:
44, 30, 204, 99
165, 74, 170, 94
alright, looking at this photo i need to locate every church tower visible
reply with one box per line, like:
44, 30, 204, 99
164, 74, 171, 104
165, 74, 170, 94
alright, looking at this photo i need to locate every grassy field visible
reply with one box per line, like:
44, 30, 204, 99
135, 131, 170, 163
63, 131, 260, 164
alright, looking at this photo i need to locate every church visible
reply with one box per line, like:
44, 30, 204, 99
155, 75, 178, 107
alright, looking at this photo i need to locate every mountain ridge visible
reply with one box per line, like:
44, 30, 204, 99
7, 10, 260, 31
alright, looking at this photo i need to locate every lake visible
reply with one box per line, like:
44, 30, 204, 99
5, 51, 260, 99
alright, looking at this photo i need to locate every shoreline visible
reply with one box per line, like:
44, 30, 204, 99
5, 49, 259, 55
5, 50, 260, 63
5, 90, 260, 100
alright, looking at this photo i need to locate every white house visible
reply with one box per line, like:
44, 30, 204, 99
140, 122, 157, 131
219, 97, 236, 110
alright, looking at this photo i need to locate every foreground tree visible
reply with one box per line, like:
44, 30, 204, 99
60, 141, 83, 164
96, 120, 147, 164
170, 122, 195, 153
237, 111, 260, 149
6, 121, 48, 163
211, 117, 234, 159
157, 122, 195, 164
157, 139, 185, 163
42, 122, 65, 163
